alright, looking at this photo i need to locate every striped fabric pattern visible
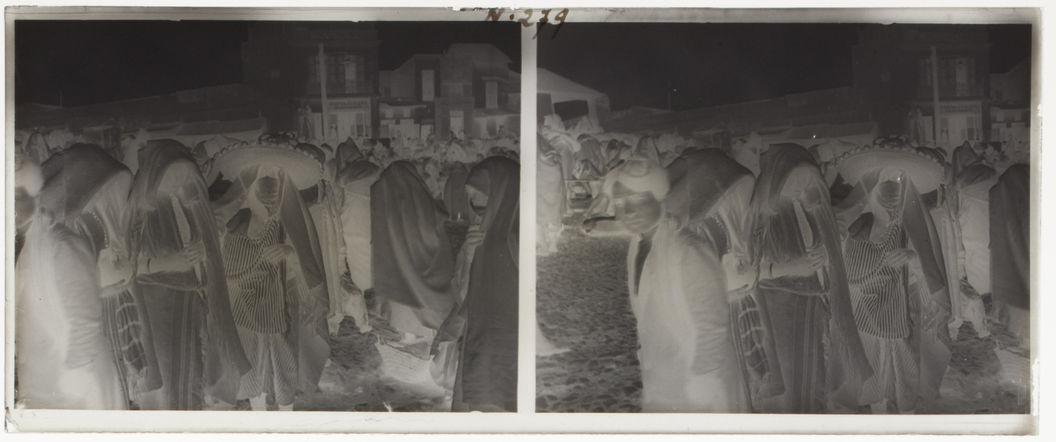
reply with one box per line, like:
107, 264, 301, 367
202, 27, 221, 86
235, 329, 298, 405
223, 219, 288, 334
856, 332, 919, 410
844, 223, 910, 339
101, 288, 148, 405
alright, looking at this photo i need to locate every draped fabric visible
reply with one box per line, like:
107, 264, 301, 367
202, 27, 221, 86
839, 167, 953, 407
952, 144, 981, 179
540, 125, 580, 182
537, 135, 566, 256
665, 149, 753, 242
664, 148, 783, 409
301, 174, 347, 336
336, 160, 381, 332
990, 164, 1030, 310
575, 137, 606, 178
951, 164, 997, 336
371, 161, 456, 330
633, 219, 746, 412
216, 164, 330, 401
129, 140, 250, 408
443, 162, 473, 223
844, 215, 920, 411
634, 136, 663, 167
452, 156, 520, 412
16, 222, 127, 409
18, 144, 136, 409
749, 143, 872, 412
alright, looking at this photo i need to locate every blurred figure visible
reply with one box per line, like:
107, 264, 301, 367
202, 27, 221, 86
16, 144, 138, 409
612, 155, 746, 412
14, 152, 44, 260
537, 134, 566, 257
665, 148, 781, 410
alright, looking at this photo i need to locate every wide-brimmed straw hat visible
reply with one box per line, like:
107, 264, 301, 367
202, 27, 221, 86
206, 143, 323, 190
832, 140, 946, 193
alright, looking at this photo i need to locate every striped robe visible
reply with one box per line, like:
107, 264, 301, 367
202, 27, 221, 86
223, 218, 300, 405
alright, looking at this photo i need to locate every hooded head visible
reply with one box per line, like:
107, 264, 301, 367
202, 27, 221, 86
608, 155, 668, 234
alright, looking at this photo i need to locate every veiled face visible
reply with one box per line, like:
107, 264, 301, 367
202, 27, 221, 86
613, 190, 662, 234
253, 175, 283, 217
877, 179, 903, 211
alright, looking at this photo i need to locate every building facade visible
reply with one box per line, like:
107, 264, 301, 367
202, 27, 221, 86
375, 43, 520, 141
853, 25, 992, 155
989, 57, 1031, 159
243, 22, 381, 143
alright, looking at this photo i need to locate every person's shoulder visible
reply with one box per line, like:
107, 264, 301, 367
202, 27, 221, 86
670, 223, 720, 263
226, 208, 252, 235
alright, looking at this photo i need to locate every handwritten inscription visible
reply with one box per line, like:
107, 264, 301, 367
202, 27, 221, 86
485, 8, 569, 39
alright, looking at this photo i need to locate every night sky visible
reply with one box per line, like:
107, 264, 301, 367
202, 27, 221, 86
14, 20, 520, 107
539, 23, 1032, 111
15, 20, 1029, 110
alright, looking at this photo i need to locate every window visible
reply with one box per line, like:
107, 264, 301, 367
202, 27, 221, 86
954, 58, 973, 97
919, 56, 977, 97
966, 115, 977, 141
422, 69, 435, 102
343, 57, 357, 93
355, 112, 368, 137
485, 81, 499, 109
307, 53, 365, 95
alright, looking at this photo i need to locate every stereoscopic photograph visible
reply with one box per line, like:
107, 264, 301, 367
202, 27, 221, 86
535, 22, 1032, 414
11, 17, 521, 413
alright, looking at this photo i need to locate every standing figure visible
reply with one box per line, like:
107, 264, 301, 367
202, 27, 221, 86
210, 146, 331, 411
606, 155, 746, 412
536, 134, 566, 257
128, 140, 250, 410
443, 156, 520, 411
989, 165, 1030, 348
371, 161, 457, 341
749, 143, 872, 413
294, 142, 347, 336
16, 144, 141, 409
665, 148, 783, 410
336, 159, 382, 333
949, 164, 998, 338
834, 145, 952, 413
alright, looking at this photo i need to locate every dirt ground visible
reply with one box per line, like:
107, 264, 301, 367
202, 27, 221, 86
222, 317, 451, 412
536, 229, 1031, 414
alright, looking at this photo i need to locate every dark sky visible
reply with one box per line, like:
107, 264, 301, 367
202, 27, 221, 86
377, 21, 520, 70
14, 20, 520, 107
539, 23, 1032, 111
15, 20, 1028, 110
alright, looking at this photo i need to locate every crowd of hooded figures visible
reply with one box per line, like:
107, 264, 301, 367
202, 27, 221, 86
539, 115, 1029, 414
13, 131, 520, 412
